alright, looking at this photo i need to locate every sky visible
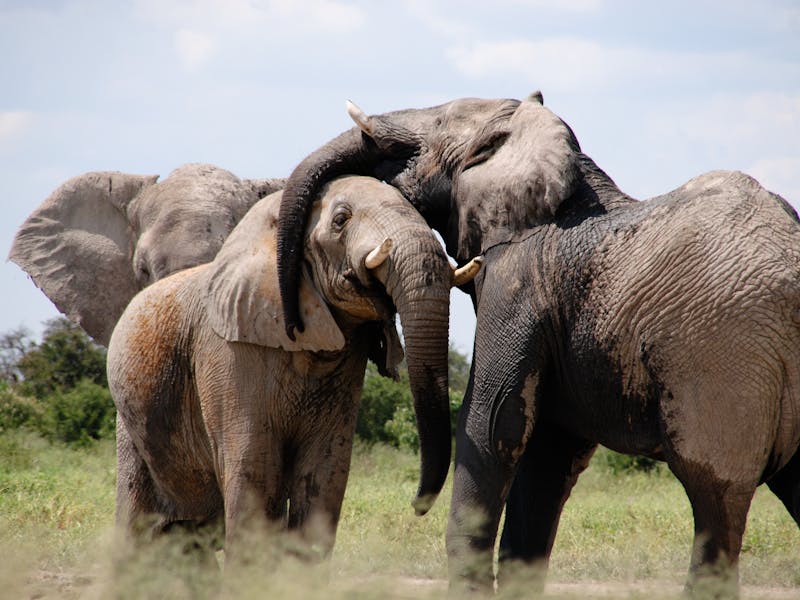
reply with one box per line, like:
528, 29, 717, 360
1, 0, 799, 355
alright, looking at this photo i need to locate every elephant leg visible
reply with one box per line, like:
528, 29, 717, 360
674, 471, 756, 598
286, 428, 358, 561
115, 418, 166, 537
446, 349, 544, 592
497, 422, 596, 591
766, 447, 800, 527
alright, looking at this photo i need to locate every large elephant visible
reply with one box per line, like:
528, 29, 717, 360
274, 93, 800, 594
10, 163, 283, 345
108, 175, 480, 558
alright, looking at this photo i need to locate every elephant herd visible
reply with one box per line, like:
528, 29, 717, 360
11, 92, 800, 597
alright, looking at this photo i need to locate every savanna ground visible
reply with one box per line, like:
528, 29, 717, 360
1, 431, 798, 599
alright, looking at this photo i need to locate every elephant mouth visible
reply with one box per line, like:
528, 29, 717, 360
339, 268, 397, 321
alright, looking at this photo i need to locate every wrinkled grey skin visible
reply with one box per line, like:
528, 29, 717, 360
107, 176, 454, 559
10, 163, 283, 345
275, 93, 800, 595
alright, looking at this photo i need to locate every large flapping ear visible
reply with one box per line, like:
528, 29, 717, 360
9, 171, 158, 345
206, 193, 345, 352
457, 98, 581, 243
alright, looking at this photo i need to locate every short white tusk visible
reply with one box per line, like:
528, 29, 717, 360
365, 238, 393, 269
346, 100, 374, 135
452, 255, 484, 287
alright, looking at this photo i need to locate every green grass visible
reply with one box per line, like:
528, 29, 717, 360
1, 434, 798, 598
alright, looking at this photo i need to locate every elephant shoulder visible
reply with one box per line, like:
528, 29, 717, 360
664, 171, 794, 217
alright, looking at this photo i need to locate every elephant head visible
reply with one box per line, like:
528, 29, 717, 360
204, 176, 479, 514
276, 93, 581, 338
10, 163, 283, 345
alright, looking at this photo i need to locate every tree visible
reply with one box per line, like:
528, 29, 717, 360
0, 326, 35, 385
17, 317, 107, 399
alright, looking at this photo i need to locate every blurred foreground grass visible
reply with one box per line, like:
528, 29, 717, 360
0, 430, 797, 599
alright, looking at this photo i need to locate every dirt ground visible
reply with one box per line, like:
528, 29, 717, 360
26, 570, 799, 599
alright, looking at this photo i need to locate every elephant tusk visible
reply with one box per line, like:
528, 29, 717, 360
452, 256, 484, 287
365, 238, 393, 269
346, 100, 374, 136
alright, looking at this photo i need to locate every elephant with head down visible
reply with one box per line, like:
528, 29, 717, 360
274, 93, 800, 595
10, 163, 283, 345
108, 175, 481, 557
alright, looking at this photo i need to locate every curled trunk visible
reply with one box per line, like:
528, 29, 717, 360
278, 128, 381, 340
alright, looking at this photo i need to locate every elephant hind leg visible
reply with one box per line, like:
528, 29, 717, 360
115, 420, 165, 537
766, 447, 800, 527
673, 466, 756, 597
497, 422, 596, 591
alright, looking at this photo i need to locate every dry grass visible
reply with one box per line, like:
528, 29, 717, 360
1, 433, 798, 599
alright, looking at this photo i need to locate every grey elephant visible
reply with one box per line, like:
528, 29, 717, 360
10, 163, 283, 345
274, 93, 800, 595
108, 175, 481, 557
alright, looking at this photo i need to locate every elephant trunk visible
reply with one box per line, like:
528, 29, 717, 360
278, 128, 383, 341
277, 110, 428, 341
380, 230, 453, 515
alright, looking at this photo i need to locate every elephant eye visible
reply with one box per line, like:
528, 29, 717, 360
331, 206, 351, 232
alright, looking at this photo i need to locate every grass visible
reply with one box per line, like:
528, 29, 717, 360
0, 432, 798, 598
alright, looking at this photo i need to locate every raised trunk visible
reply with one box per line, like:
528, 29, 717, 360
379, 230, 453, 515
278, 128, 376, 340
277, 109, 431, 341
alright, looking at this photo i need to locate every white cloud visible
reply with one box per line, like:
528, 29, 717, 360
269, 0, 366, 31
174, 29, 216, 70
447, 37, 638, 90
658, 92, 800, 152
499, 0, 601, 11
135, 0, 365, 33
445, 35, 798, 95
0, 111, 33, 141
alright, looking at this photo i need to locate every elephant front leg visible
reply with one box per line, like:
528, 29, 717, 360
446, 360, 541, 594
498, 422, 596, 591
286, 428, 358, 561
221, 433, 288, 563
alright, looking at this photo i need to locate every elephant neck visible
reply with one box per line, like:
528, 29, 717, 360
575, 153, 635, 210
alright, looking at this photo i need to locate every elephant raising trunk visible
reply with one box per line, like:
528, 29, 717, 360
277, 109, 434, 341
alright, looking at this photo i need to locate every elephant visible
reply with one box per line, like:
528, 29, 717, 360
273, 93, 800, 595
9, 163, 284, 345
107, 175, 482, 560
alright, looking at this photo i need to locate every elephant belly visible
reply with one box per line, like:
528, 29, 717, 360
545, 355, 666, 458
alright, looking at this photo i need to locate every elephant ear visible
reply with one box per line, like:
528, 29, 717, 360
9, 171, 158, 345
206, 194, 345, 352
457, 97, 581, 248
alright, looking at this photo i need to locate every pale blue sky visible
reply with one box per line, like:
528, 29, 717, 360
2, 0, 799, 354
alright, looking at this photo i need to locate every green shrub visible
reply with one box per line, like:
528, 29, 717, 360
357, 343, 470, 452
357, 364, 412, 445
596, 447, 661, 474
0, 383, 43, 432
40, 379, 116, 447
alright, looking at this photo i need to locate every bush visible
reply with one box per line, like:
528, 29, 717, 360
0, 383, 43, 433
40, 379, 116, 447
597, 447, 661, 474
357, 344, 470, 452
